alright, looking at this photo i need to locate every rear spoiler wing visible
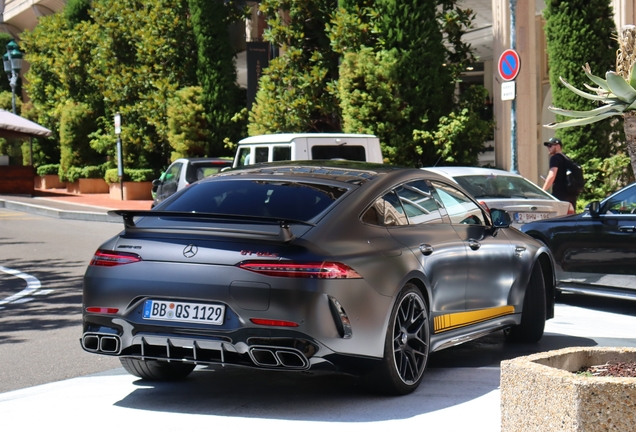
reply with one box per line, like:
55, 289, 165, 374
107, 210, 315, 242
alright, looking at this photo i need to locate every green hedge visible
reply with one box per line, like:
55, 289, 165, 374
104, 168, 155, 184
36, 164, 60, 176
62, 165, 105, 183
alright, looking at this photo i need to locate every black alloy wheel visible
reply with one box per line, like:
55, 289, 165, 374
372, 283, 430, 395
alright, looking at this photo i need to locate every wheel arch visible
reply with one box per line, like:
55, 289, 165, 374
536, 252, 555, 320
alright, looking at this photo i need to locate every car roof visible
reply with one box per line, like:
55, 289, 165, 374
238, 133, 377, 145
210, 160, 422, 186
174, 157, 232, 165
423, 166, 521, 178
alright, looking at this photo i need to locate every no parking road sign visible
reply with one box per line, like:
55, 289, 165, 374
498, 49, 520, 81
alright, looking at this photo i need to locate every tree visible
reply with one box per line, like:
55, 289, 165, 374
543, 0, 626, 197
331, 0, 485, 166
187, 0, 247, 155
87, 0, 199, 170
248, 0, 342, 134
167, 86, 210, 160
545, 24, 636, 188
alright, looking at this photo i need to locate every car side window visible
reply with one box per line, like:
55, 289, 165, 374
604, 186, 636, 214
361, 191, 408, 226
237, 147, 252, 167
255, 147, 269, 163
430, 181, 485, 225
272, 146, 292, 162
164, 163, 182, 187
394, 180, 443, 224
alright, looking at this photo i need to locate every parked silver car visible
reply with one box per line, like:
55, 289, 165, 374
424, 167, 574, 227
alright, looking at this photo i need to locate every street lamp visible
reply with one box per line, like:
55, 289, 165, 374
3, 40, 23, 114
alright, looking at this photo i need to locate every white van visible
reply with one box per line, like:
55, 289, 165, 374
232, 133, 383, 168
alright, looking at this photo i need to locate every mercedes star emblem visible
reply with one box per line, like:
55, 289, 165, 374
183, 244, 198, 258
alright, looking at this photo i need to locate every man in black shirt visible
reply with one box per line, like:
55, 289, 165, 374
541, 137, 577, 208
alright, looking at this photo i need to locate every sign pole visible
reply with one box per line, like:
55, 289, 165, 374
114, 112, 123, 200
509, 0, 518, 173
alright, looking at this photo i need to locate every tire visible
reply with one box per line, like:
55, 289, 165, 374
120, 358, 195, 381
504, 263, 546, 343
371, 283, 430, 395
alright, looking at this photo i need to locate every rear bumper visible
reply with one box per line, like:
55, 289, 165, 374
80, 319, 379, 375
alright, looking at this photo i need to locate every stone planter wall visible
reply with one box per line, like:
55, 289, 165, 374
108, 181, 152, 200
501, 347, 636, 431
34, 174, 65, 190
66, 178, 109, 194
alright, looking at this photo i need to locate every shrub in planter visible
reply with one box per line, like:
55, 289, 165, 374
105, 168, 155, 200
104, 168, 155, 184
64, 165, 109, 194
36, 164, 60, 176
35, 164, 64, 189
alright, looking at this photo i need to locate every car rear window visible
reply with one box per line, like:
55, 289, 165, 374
161, 180, 348, 222
454, 175, 553, 199
311, 145, 367, 161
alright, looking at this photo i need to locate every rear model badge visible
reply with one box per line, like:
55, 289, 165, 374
183, 244, 198, 258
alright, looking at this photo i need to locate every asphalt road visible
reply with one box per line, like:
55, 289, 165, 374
0, 208, 122, 392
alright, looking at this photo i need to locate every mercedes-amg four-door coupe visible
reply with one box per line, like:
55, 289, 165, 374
82, 161, 555, 395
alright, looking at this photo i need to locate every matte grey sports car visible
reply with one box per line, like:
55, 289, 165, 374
81, 161, 555, 395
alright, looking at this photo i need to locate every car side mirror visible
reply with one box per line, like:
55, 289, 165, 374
152, 179, 161, 187
588, 201, 601, 218
490, 208, 511, 228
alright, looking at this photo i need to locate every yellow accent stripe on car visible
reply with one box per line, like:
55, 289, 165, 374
434, 306, 515, 333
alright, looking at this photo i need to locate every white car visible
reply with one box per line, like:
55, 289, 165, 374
423, 166, 574, 227
152, 158, 232, 207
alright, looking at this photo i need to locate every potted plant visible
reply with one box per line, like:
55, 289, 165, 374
105, 168, 154, 200
501, 346, 636, 431
34, 164, 64, 189
64, 165, 109, 194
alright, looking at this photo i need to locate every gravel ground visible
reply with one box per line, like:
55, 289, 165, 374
578, 362, 636, 377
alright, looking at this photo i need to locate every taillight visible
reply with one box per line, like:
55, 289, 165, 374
567, 203, 575, 215
250, 318, 299, 327
90, 250, 141, 267
238, 261, 362, 279
85, 307, 119, 314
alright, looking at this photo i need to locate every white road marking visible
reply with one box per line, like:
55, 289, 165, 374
0, 266, 45, 306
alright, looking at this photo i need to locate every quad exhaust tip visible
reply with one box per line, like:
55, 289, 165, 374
82, 333, 121, 354
249, 346, 308, 369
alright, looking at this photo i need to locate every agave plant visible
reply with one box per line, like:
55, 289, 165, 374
546, 25, 636, 176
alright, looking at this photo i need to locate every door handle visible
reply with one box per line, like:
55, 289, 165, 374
468, 239, 481, 250
419, 244, 434, 256
619, 226, 636, 233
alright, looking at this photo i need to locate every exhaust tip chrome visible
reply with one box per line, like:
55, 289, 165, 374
250, 348, 279, 367
99, 335, 120, 353
82, 334, 100, 352
82, 333, 121, 354
276, 350, 307, 368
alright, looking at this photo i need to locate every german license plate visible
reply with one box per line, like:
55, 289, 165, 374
515, 212, 552, 223
143, 300, 225, 325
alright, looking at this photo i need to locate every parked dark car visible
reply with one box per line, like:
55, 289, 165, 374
82, 161, 555, 395
152, 158, 232, 207
521, 182, 636, 301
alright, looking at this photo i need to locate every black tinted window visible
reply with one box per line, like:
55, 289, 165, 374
162, 180, 348, 222
311, 145, 367, 161
273, 146, 292, 161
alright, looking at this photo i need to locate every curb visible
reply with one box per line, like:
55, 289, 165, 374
0, 198, 121, 223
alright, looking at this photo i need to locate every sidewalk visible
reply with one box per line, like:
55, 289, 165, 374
0, 188, 153, 223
